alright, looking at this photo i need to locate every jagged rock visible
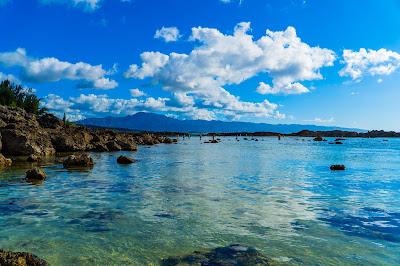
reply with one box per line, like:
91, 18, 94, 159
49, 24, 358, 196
63, 154, 94, 168
38, 113, 63, 129
330, 164, 346, 171
27, 154, 40, 162
50, 127, 93, 152
117, 155, 135, 164
1, 125, 56, 156
26, 167, 46, 181
161, 244, 270, 266
0, 154, 12, 168
0, 249, 48, 266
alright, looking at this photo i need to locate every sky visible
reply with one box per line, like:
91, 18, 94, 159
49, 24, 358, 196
0, 0, 400, 130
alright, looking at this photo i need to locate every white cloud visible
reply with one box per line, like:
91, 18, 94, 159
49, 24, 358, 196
0, 72, 19, 83
339, 48, 400, 81
39, 0, 101, 11
130, 88, 146, 97
304, 117, 334, 124
154, 27, 181, 43
256, 81, 309, 95
125, 22, 335, 119
0, 48, 118, 89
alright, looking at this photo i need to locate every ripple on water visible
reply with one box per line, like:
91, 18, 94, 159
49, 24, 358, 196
320, 207, 400, 242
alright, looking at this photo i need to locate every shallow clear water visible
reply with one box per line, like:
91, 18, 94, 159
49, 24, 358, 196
1, 137, 400, 265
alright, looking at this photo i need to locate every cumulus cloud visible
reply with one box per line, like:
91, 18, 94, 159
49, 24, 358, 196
339, 48, 400, 81
130, 88, 146, 97
256, 81, 309, 95
0, 72, 19, 83
154, 27, 181, 42
125, 22, 335, 119
0, 48, 118, 89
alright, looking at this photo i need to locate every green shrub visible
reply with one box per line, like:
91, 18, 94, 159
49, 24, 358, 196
0, 80, 47, 115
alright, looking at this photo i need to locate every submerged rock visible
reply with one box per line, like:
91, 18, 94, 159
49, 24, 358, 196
26, 167, 47, 181
63, 154, 94, 168
330, 164, 346, 171
161, 244, 270, 266
117, 155, 135, 164
0, 249, 48, 266
27, 154, 40, 162
0, 154, 12, 168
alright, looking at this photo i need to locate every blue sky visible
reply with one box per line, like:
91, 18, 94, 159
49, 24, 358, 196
0, 0, 400, 130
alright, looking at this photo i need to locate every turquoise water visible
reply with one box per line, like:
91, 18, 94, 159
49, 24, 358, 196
1, 137, 400, 265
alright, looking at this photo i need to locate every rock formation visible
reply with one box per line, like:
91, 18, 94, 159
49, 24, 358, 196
0, 250, 48, 266
63, 154, 95, 168
0, 105, 173, 156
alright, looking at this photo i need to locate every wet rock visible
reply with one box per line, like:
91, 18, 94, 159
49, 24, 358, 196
0, 154, 12, 168
0, 249, 48, 266
335, 141, 343, 145
334, 138, 346, 141
26, 167, 46, 181
162, 244, 270, 266
117, 155, 135, 164
330, 164, 345, 171
313, 136, 324, 141
63, 154, 94, 168
27, 154, 40, 162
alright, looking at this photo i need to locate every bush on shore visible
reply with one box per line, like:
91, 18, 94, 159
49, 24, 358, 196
0, 79, 47, 115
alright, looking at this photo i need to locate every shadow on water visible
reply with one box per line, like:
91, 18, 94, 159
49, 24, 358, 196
319, 207, 400, 242
66, 209, 124, 233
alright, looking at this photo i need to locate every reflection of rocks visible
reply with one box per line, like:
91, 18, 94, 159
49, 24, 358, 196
162, 244, 270, 266
0, 154, 12, 168
0, 249, 48, 266
26, 167, 47, 181
117, 155, 135, 164
63, 154, 94, 168
0, 105, 172, 156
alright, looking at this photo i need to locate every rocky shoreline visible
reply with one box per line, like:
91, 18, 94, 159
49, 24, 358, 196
0, 105, 173, 167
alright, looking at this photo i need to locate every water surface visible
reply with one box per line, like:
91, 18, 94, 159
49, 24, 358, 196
1, 137, 400, 265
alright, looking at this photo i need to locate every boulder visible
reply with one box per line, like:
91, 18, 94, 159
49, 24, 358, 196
50, 127, 93, 152
335, 141, 343, 145
313, 136, 324, 141
330, 164, 346, 171
37, 113, 63, 129
162, 244, 270, 266
63, 154, 94, 168
0, 249, 48, 266
26, 167, 46, 181
0, 126, 55, 156
0, 154, 12, 168
117, 155, 135, 164
27, 154, 40, 162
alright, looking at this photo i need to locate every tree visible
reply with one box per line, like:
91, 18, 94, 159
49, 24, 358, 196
0, 80, 47, 115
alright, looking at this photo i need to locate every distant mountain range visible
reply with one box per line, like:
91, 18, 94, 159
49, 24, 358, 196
79, 112, 365, 134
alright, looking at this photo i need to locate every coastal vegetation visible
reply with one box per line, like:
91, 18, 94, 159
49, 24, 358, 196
0, 80, 47, 115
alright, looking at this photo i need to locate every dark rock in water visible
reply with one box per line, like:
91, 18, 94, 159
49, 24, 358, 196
328, 142, 335, 145
27, 154, 40, 162
0, 249, 48, 266
161, 244, 270, 266
330, 165, 345, 171
172, 139, 178, 143
334, 138, 346, 141
313, 136, 324, 141
117, 155, 135, 164
26, 167, 47, 181
210, 139, 219, 143
0, 154, 12, 168
63, 154, 94, 168
335, 141, 343, 145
